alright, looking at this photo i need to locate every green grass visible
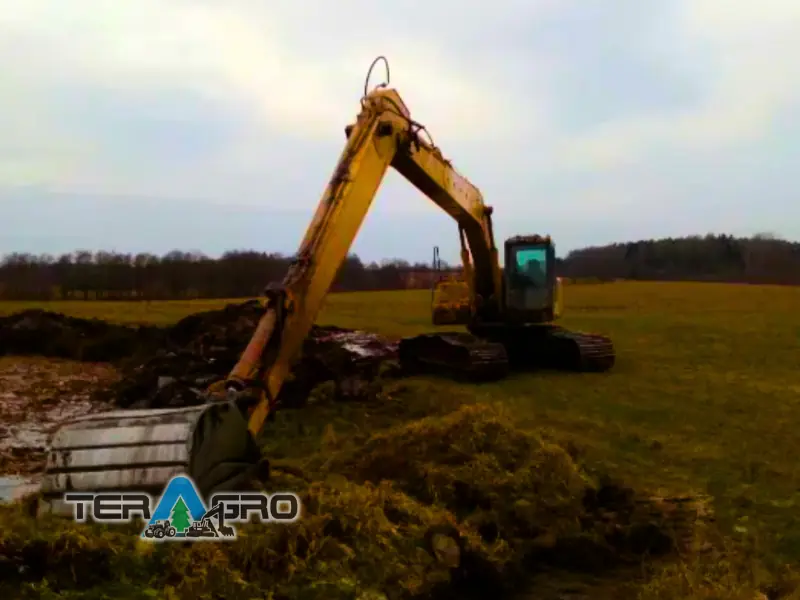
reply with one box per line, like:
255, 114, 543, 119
2, 281, 800, 598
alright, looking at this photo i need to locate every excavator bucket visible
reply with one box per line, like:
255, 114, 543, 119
38, 401, 262, 516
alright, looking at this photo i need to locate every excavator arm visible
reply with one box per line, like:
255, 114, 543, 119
235, 86, 505, 438
39, 82, 507, 509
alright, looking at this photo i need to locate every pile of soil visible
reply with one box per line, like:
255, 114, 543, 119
319, 403, 712, 574
0, 301, 399, 410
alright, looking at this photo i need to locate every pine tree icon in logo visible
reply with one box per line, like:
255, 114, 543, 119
142, 475, 237, 541
170, 497, 192, 535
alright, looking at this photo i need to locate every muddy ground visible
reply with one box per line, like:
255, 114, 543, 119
0, 358, 116, 476
0, 301, 399, 475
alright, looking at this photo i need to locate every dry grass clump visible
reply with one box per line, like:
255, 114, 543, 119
320, 403, 711, 576
638, 544, 800, 600
197, 474, 509, 600
0, 501, 150, 598
0, 470, 506, 600
322, 403, 591, 542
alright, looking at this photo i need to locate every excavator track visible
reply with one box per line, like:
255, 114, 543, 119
398, 332, 509, 381
537, 327, 616, 372
473, 324, 615, 372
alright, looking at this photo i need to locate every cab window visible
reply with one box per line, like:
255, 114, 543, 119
512, 247, 548, 286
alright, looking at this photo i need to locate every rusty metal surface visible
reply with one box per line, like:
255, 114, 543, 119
39, 405, 210, 507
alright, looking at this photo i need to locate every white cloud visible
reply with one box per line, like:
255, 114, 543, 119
554, 0, 800, 170
0, 0, 567, 200
0, 1, 542, 142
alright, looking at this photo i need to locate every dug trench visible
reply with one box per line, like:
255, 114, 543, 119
0, 301, 714, 600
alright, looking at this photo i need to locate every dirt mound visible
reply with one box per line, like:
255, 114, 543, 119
0, 301, 399, 410
320, 404, 712, 575
0, 309, 161, 362
105, 301, 399, 409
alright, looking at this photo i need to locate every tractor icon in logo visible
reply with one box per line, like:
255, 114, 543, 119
143, 519, 177, 539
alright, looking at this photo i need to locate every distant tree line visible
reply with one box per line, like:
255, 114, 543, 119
559, 233, 800, 285
0, 234, 797, 301
0, 250, 453, 300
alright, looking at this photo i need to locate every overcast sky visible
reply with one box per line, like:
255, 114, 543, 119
1, 1, 797, 263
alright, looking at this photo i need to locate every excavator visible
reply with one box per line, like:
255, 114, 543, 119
38, 58, 614, 512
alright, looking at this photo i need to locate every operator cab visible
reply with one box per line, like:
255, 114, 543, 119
503, 235, 558, 323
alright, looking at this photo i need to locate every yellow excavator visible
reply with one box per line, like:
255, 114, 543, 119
39, 58, 614, 511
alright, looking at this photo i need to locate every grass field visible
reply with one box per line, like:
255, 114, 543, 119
2, 281, 799, 598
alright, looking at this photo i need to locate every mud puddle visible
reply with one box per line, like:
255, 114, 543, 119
315, 328, 399, 359
0, 358, 117, 476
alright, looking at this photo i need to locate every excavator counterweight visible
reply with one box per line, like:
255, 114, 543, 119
38, 57, 614, 513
